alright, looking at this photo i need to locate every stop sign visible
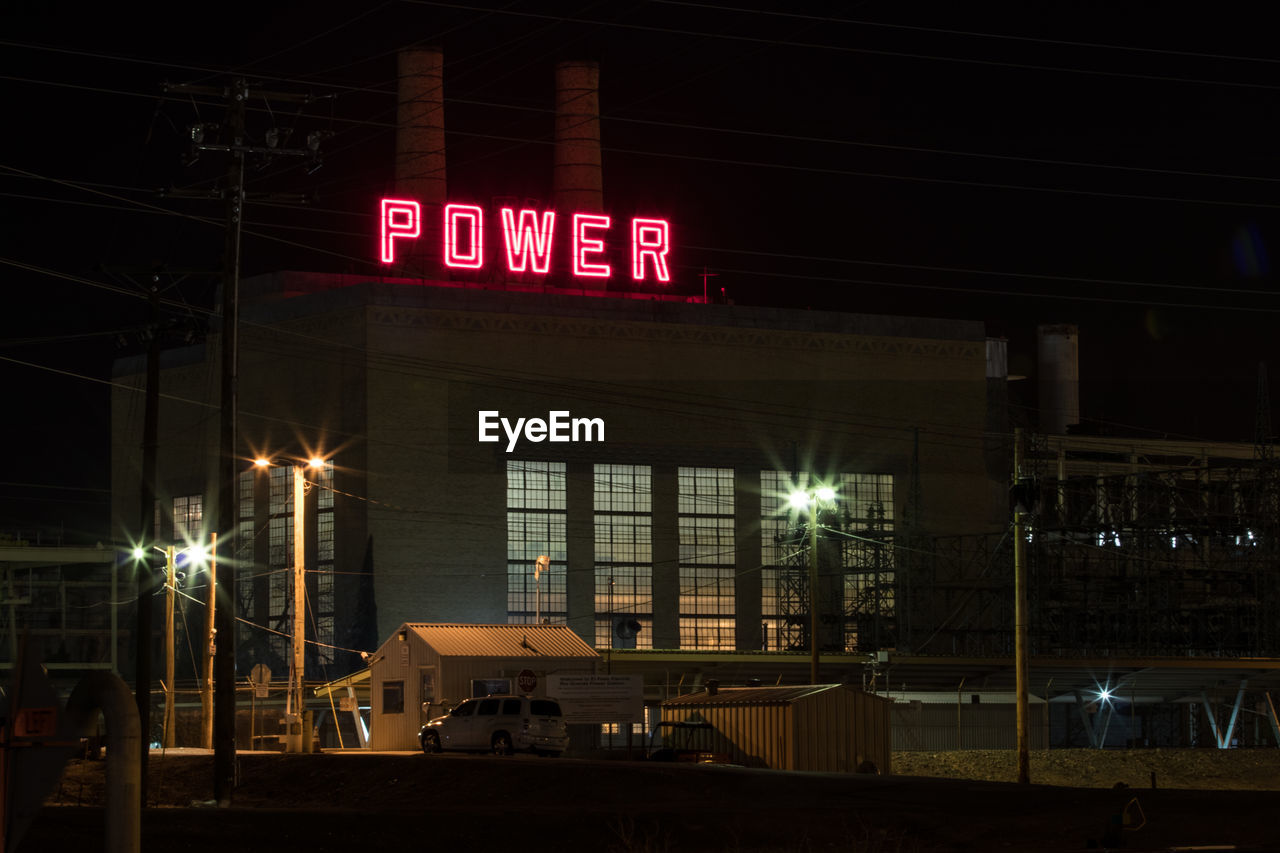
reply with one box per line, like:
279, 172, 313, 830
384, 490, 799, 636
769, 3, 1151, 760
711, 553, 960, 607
516, 669, 537, 694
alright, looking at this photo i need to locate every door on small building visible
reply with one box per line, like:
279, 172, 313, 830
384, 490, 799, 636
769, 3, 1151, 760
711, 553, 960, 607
419, 666, 437, 724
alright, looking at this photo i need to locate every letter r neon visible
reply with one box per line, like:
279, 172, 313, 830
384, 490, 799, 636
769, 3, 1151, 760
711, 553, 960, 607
631, 218, 670, 282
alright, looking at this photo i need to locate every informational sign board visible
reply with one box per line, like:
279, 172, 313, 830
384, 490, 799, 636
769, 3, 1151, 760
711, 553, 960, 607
546, 674, 643, 724
379, 199, 672, 284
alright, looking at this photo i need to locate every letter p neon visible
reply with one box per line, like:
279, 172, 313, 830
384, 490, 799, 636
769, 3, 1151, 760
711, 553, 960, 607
380, 198, 421, 264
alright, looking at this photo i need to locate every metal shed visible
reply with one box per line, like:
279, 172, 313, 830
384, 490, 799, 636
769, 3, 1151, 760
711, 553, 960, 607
368, 622, 599, 750
660, 684, 892, 773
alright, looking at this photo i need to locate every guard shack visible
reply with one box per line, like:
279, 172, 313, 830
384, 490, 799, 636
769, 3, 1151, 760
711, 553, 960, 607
660, 684, 893, 773
368, 622, 599, 750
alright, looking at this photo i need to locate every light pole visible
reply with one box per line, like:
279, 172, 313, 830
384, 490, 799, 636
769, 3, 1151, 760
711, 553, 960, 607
144, 542, 209, 749
164, 545, 175, 749
789, 485, 837, 685
535, 555, 549, 622
255, 455, 325, 753
203, 533, 216, 750
1012, 428, 1031, 784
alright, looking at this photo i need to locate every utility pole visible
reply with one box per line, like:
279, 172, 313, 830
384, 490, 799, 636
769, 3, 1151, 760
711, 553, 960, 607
808, 510, 819, 685
212, 78, 244, 804
136, 278, 160, 800
290, 465, 307, 753
211, 78, 247, 807
1013, 427, 1031, 785
163, 546, 175, 749
160, 78, 326, 801
202, 533, 216, 750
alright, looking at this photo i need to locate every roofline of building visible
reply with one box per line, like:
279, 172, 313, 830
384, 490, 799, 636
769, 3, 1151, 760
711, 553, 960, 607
235, 270, 989, 343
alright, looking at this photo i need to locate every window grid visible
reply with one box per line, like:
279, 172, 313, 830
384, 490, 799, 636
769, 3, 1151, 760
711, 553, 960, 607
506, 462, 568, 624
678, 468, 735, 650
235, 472, 254, 648
594, 464, 652, 513
267, 467, 291, 660
172, 494, 203, 544
759, 471, 895, 651
507, 461, 567, 510
594, 464, 653, 649
313, 461, 335, 665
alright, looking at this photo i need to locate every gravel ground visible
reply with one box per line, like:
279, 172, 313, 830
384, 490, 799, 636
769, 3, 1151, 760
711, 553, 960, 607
22, 748, 1280, 852
892, 747, 1280, 790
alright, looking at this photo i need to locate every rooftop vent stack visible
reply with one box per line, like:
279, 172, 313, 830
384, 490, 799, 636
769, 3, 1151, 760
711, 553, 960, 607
395, 48, 447, 279
1037, 324, 1080, 434
552, 61, 604, 213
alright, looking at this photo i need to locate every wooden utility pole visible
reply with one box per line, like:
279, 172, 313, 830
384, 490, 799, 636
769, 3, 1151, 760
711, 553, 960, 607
290, 465, 307, 753
202, 533, 217, 750
163, 546, 176, 748
136, 279, 161, 798
212, 78, 248, 806
1014, 428, 1031, 784
808, 511, 819, 685
160, 77, 325, 801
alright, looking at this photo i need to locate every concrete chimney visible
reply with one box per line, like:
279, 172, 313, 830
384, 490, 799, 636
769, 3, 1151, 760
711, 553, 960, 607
553, 60, 604, 213
1037, 324, 1080, 434
395, 48, 446, 278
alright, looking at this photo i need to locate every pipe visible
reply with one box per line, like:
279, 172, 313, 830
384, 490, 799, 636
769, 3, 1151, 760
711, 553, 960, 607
65, 670, 141, 853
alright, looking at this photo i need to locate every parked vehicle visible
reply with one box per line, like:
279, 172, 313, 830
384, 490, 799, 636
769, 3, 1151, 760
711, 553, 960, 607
647, 720, 732, 764
419, 695, 568, 756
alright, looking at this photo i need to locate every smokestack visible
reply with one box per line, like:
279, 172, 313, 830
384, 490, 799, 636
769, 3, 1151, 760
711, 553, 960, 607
553, 60, 604, 213
1037, 324, 1080, 434
395, 48, 446, 278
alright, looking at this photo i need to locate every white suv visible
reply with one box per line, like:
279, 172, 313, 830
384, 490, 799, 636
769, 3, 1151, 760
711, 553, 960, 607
419, 695, 568, 756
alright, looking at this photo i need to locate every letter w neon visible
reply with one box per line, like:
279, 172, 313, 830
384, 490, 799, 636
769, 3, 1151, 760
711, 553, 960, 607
500, 208, 556, 274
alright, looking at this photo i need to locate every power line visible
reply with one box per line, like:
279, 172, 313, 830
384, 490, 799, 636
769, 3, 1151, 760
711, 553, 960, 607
652, 1, 1280, 69
397, 1, 1280, 92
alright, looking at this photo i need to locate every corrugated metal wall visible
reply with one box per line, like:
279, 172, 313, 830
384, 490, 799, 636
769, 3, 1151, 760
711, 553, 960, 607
792, 689, 891, 773
370, 630, 440, 750
891, 701, 1049, 751
662, 688, 892, 773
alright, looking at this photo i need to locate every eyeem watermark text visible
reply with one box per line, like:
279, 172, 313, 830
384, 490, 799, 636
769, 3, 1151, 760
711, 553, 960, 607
478, 410, 605, 452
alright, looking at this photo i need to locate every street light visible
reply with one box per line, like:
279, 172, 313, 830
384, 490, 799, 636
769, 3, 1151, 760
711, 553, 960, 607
254, 454, 326, 753
534, 555, 550, 623
788, 484, 837, 685
155, 541, 210, 749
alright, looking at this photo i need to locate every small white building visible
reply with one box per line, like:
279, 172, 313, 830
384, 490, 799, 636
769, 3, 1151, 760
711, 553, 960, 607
368, 622, 599, 750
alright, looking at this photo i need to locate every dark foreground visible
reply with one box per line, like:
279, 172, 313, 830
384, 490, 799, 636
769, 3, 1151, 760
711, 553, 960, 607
29, 752, 1280, 851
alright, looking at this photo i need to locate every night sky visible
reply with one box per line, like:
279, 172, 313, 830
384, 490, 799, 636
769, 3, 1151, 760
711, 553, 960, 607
3, 1, 1279, 540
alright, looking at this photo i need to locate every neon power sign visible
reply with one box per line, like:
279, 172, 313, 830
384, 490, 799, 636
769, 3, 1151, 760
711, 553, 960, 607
380, 199, 671, 283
